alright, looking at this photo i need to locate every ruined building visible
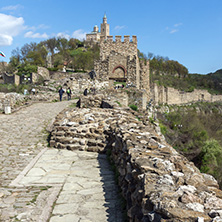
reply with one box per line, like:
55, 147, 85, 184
94, 35, 150, 95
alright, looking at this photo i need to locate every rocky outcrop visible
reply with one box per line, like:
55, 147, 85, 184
49, 95, 222, 222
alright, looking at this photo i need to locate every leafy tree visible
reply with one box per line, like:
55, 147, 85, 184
8, 37, 99, 73
10, 47, 21, 68
199, 139, 222, 184
45, 37, 57, 64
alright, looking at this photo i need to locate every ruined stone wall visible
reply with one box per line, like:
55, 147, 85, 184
140, 60, 150, 93
37, 66, 50, 80
48, 72, 109, 94
3, 73, 15, 84
100, 35, 137, 59
94, 35, 150, 102
50, 98, 222, 222
127, 56, 138, 86
152, 84, 222, 104
49, 71, 89, 81
14, 75, 20, 86
95, 36, 141, 87
127, 90, 147, 110
108, 52, 127, 79
0, 92, 25, 112
32, 72, 41, 83
0, 92, 59, 113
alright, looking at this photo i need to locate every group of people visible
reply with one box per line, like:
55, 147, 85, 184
58, 87, 72, 101
58, 86, 96, 101
114, 84, 124, 89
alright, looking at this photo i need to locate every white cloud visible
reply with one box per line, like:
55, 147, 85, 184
166, 23, 183, 34
24, 31, 48, 39
29, 24, 50, 31
0, 13, 25, 46
1, 4, 23, 11
57, 32, 70, 39
72, 29, 87, 40
0, 34, 13, 46
170, 29, 178, 34
114, 25, 126, 31
174, 23, 183, 27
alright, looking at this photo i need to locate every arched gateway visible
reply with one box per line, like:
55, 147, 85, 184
110, 65, 127, 81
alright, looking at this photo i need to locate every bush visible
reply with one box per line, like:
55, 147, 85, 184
159, 123, 167, 135
200, 139, 222, 174
0, 84, 31, 94
129, 104, 138, 111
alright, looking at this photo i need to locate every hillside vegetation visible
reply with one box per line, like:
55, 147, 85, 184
6, 38, 99, 75
4, 42, 222, 95
138, 51, 222, 94
157, 102, 222, 187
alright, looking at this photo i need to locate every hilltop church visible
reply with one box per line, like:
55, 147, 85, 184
86, 14, 110, 42
87, 15, 150, 97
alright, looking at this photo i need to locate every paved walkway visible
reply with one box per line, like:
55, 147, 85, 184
0, 102, 123, 221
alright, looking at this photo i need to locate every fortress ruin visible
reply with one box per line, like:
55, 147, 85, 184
94, 35, 150, 96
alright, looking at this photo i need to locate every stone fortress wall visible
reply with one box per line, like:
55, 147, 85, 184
152, 84, 222, 105
94, 35, 150, 96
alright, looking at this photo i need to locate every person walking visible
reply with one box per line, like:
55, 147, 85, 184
66, 87, 71, 100
58, 87, 65, 101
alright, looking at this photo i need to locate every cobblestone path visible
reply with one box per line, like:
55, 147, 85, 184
0, 102, 123, 221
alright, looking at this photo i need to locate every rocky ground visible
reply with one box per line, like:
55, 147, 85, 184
0, 100, 123, 221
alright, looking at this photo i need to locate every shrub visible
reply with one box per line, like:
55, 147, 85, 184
129, 104, 138, 111
159, 123, 167, 135
149, 116, 155, 124
200, 139, 222, 175
115, 101, 122, 107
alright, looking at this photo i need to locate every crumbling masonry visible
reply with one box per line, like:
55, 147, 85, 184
94, 35, 150, 96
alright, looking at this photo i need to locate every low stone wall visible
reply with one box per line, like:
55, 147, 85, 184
0, 92, 26, 112
0, 92, 59, 113
48, 72, 109, 95
49, 96, 222, 222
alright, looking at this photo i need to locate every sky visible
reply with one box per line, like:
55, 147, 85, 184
0, 0, 222, 74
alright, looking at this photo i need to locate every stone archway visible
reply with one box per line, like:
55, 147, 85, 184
111, 65, 127, 80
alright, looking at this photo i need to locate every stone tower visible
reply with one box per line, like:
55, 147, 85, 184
94, 35, 150, 96
100, 14, 109, 39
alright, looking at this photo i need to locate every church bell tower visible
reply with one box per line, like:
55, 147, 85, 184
100, 14, 109, 39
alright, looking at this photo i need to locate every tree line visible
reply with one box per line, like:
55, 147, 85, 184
6, 37, 100, 76
138, 50, 222, 94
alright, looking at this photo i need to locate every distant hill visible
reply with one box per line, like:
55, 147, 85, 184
208, 69, 222, 80
150, 63, 222, 94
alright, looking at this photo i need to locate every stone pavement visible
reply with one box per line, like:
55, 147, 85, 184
0, 101, 123, 221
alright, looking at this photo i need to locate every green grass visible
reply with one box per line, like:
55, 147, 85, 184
115, 101, 122, 107
129, 104, 138, 111
114, 81, 126, 86
69, 103, 77, 108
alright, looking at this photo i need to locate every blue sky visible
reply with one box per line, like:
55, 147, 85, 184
0, 0, 222, 74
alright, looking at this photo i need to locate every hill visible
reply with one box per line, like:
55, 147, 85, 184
148, 54, 222, 94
